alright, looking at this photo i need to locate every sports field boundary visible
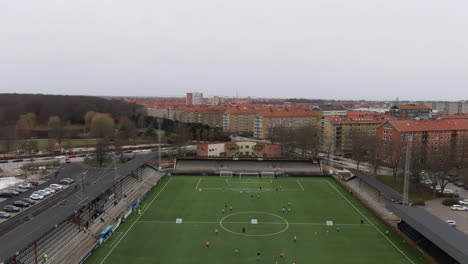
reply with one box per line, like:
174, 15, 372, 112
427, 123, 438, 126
329, 177, 435, 264
326, 181, 415, 264
98, 178, 173, 264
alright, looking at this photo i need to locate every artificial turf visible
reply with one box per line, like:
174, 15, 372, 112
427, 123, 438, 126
86, 176, 428, 264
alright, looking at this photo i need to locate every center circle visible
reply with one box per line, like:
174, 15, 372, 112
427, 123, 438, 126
219, 211, 289, 237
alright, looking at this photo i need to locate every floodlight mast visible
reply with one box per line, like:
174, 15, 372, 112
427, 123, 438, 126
158, 118, 163, 171
403, 134, 412, 205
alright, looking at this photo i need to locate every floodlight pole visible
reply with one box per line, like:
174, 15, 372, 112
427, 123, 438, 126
403, 134, 412, 205
80, 170, 88, 201
157, 118, 163, 171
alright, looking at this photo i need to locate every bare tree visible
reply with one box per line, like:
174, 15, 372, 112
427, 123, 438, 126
95, 139, 110, 167
16, 113, 36, 139
349, 130, 373, 171
90, 113, 115, 138
48, 115, 64, 143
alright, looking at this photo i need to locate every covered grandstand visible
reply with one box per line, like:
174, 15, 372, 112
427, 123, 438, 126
387, 204, 468, 264
173, 157, 323, 176
0, 154, 158, 263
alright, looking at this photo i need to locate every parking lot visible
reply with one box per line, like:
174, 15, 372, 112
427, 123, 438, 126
422, 181, 468, 234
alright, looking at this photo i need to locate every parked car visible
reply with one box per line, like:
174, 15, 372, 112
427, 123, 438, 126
18, 183, 33, 189
12, 159, 24, 162
43, 188, 55, 194
43, 157, 53, 160
22, 198, 36, 205
6, 189, 20, 196
68, 155, 77, 158
78, 154, 87, 157
446, 220, 456, 227
0, 211, 11, 218
29, 193, 44, 200
65, 158, 71, 163
38, 189, 51, 197
59, 178, 75, 185
55, 156, 65, 160
28, 181, 39, 186
0, 192, 15, 198
13, 200, 30, 208
450, 205, 468, 211
0, 160, 8, 164
49, 184, 63, 190
3, 205, 20, 212
458, 199, 468, 205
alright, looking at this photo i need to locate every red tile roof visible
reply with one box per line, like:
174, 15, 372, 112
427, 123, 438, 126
259, 109, 318, 118
441, 114, 468, 120
325, 114, 394, 125
385, 120, 468, 132
226, 108, 261, 115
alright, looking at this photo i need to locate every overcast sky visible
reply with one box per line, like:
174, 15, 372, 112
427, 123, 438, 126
0, 0, 467, 100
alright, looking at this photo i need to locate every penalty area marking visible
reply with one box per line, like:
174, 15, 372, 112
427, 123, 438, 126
219, 211, 289, 237
225, 179, 273, 184
296, 180, 305, 191
195, 178, 202, 190
325, 181, 415, 264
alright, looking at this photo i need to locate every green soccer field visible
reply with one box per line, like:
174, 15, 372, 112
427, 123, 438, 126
86, 176, 428, 264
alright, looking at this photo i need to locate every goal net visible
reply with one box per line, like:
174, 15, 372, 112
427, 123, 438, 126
220, 171, 233, 177
261, 171, 275, 178
239, 172, 259, 179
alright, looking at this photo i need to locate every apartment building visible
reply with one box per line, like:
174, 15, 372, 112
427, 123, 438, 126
322, 112, 394, 157
423, 101, 468, 114
223, 108, 260, 135
254, 109, 319, 139
377, 120, 468, 166
186, 92, 203, 105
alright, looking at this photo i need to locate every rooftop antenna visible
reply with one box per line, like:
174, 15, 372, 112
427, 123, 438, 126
396, 97, 399, 106
236, 89, 239, 98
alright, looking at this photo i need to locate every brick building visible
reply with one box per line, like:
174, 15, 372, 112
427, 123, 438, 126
376, 120, 468, 166
223, 108, 260, 136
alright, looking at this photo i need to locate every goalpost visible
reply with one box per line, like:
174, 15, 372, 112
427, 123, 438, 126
219, 171, 234, 177
261, 171, 275, 178
239, 172, 259, 179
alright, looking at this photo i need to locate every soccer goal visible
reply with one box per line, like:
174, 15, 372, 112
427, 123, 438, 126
239, 172, 259, 179
261, 171, 275, 178
220, 171, 234, 177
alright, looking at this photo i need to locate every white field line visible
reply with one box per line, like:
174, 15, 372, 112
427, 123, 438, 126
99, 178, 173, 264
137, 220, 367, 226
105, 232, 123, 247
226, 179, 272, 183
296, 180, 305, 191
325, 181, 415, 264
195, 178, 202, 190
201, 187, 302, 191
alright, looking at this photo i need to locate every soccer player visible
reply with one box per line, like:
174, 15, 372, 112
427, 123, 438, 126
242, 227, 246, 233
386, 230, 389, 237
280, 252, 284, 258
230, 205, 233, 211
206, 241, 210, 247
257, 252, 261, 261
293, 235, 297, 243
336, 226, 340, 232
282, 207, 286, 213
221, 208, 225, 214
288, 207, 291, 213
257, 194, 260, 199
260, 186, 262, 190
360, 219, 364, 225
235, 248, 239, 256
215, 228, 219, 235
279, 186, 282, 190
288, 201, 291, 207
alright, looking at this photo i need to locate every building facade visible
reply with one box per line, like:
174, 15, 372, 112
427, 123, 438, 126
376, 120, 468, 166
197, 141, 282, 158
254, 109, 319, 139
186, 92, 203, 105
389, 105, 432, 120
223, 108, 260, 135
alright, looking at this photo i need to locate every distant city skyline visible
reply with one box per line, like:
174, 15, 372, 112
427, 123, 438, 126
0, 0, 467, 100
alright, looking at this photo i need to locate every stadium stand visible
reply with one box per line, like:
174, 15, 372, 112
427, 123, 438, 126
173, 157, 323, 176
0, 154, 157, 263
388, 204, 468, 264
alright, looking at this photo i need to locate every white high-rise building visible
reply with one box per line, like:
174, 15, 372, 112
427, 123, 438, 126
186, 92, 203, 105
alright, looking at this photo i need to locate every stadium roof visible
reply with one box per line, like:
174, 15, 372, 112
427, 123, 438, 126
0, 154, 156, 262
387, 204, 468, 264
348, 169, 404, 202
